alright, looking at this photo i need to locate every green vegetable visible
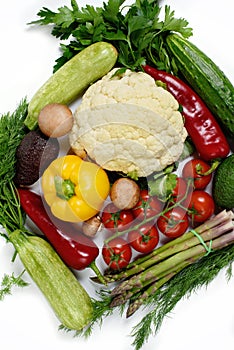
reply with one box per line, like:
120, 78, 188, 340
24, 41, 118, 130
165, 33, 234, 135
29, 0, 192, 72
212, 154, 234, 209
9, 229, 93, 330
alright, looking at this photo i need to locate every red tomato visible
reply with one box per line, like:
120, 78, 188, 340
157, 207, 189, 238
101, 202, 134, 231
128, 223, 159, 254
188, 190, 215, 223
102, 237, 132, 270
132, 189, 163, 220
182, 159, 212, 189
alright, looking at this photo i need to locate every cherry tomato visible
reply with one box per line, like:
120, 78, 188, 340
188, 190, 215, 223
101, 202, 134, 231
157, 207, 189, 238
102, 237, 132, 270
128, 223, 159, 254
182, 159, 212, 189
132, 189, 163, 221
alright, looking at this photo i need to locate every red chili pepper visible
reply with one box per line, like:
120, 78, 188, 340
143, 65, 230, 161
17, 188, 105, 283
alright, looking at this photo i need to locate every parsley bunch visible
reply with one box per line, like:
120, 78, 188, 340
30, 0, 192, 72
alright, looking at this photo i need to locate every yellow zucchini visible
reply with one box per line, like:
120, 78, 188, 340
9, 230, 93, 330
25, 42, 118, 130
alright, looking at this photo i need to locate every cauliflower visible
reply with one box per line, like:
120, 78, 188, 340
69, 68, 187, 177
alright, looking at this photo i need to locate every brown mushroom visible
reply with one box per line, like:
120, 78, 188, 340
82, 215, 102, 238
38, 103, 74, 138
110, 177, 141, 210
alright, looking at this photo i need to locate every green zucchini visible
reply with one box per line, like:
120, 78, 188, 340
25, 42, 118, 130
9, 230, 93, 330
165, 33, 234, 135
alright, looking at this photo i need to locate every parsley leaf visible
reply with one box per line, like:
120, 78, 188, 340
29, 0, 193, 72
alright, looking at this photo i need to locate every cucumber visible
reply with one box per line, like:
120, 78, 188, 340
212, 154, 234, 209
9, 230, 93, 330
25, 42, 118, 130
165, 33, 234, 135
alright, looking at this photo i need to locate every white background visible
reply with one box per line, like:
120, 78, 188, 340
1, 1, 234, 349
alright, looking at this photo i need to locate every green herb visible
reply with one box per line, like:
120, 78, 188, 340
29, 0, 192, 71
0, 98, 28, 182
0, 271, 29, 301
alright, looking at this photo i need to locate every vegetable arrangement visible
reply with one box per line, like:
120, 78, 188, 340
1, 1, 234, 349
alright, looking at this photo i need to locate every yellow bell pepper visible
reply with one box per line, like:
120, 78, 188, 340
41, 155, 110, 222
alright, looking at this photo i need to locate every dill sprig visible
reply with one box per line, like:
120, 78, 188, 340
0, 98, 28, 182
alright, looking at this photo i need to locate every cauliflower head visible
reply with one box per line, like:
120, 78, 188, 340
69, 68, 187, 177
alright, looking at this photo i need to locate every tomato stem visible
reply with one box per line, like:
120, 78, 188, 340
196, 159, 220, 176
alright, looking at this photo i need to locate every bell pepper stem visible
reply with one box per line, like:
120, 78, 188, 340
89, 261, 107, 285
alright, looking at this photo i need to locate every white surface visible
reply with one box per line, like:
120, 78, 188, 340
1, 1, 234, 349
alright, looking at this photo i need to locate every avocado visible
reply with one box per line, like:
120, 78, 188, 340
212, 154, 234, 209
14, 130, 59, 186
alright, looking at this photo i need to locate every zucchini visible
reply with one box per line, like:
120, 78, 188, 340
9, 230, 93, 330
165, 33, 234, 135
25, 42, 118, 130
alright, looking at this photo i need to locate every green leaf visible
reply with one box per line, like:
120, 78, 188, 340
103, 0, 125, 23
148, 173, 177, 200
53, 6, 76, 28
104, 29, 127, 41
127, 16, 152, 36
162, 5, 193, 37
